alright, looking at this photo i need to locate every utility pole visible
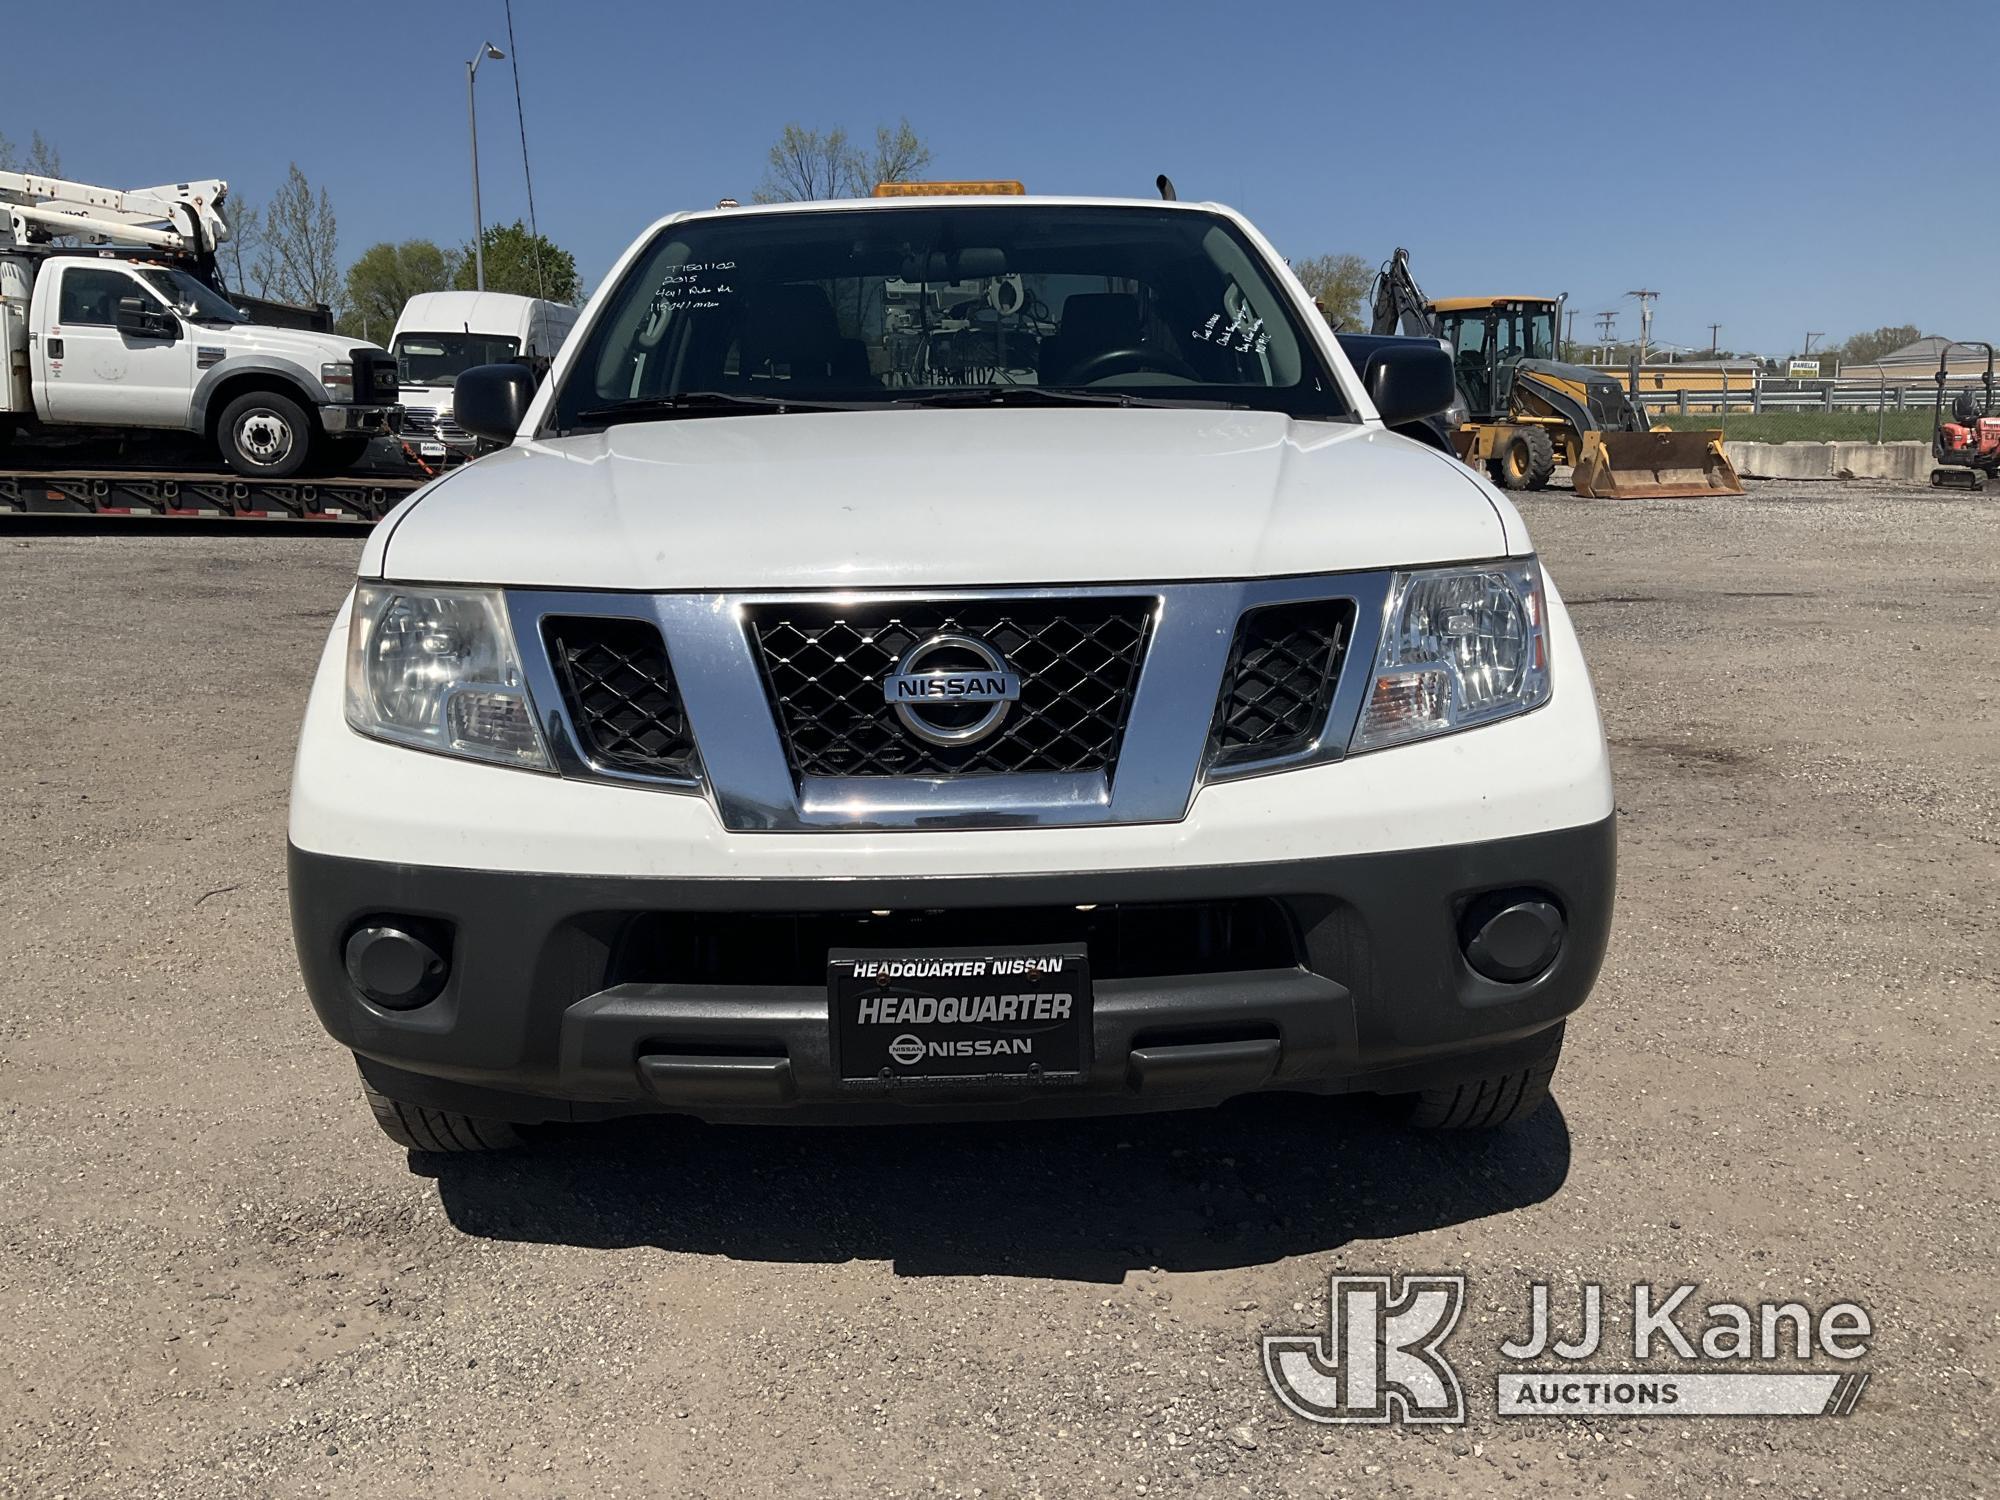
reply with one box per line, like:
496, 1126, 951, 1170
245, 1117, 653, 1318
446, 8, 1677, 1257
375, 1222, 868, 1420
1626, 289, 1658, 365
1595, 310, 1617, 365
1564, 307, 1578, 361
1803, 331, 1824, 356
466, 40, 506, 292
1708, 322, 1722, 358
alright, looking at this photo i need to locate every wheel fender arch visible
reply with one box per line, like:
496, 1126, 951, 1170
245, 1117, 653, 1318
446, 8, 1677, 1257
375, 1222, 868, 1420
189, 357, 329, 435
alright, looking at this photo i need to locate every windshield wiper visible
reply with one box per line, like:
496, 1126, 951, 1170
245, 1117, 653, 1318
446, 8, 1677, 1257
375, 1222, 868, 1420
573, 391, 879, 426
892, 386, 1246, 411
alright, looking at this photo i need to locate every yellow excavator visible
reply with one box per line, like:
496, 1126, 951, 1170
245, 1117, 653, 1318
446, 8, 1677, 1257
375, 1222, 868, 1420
1370, 249, 1741, 499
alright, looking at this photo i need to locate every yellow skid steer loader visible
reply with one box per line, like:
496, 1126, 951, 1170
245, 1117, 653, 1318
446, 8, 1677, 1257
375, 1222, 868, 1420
1371, 250, 1742, 499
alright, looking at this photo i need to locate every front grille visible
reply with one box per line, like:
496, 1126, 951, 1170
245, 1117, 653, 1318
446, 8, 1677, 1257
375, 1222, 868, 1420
400, 405, 438, 437
542, 615, 698, 778
609, 898, 1301, 987
1208, 599, 1355, 769
748, 599, 1152, 779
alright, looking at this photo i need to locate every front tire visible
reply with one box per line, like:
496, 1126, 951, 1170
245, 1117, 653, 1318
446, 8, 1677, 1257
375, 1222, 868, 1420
217, 390, 312, 479
361, 1079, 521, 1153
1492, 428, 1556, 491
1403, 1024, 1564, 1130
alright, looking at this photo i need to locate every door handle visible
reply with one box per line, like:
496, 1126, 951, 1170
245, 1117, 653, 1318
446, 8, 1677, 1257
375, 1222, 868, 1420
47, 338, 63, 359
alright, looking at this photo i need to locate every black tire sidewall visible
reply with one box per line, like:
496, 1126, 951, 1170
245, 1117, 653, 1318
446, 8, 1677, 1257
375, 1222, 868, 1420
1523, 426, 1557, 489
218, 390, 312, 479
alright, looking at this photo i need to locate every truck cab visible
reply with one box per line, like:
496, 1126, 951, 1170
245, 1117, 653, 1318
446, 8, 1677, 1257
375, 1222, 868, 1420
389, 290, 577, 463
1428, 295, 1561, 421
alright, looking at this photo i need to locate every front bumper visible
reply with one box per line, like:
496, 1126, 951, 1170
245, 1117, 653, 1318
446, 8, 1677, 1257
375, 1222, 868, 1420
321, 404, 402, 436
289, 814, 1614, 1125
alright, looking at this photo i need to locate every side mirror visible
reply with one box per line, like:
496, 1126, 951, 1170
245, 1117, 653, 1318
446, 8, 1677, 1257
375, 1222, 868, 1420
455, 362, 539, 443
1360, 340, 1456, 427
115, 296, 176, 341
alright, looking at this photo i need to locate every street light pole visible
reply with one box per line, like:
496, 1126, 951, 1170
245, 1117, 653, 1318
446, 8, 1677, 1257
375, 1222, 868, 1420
467, 41, 505, 292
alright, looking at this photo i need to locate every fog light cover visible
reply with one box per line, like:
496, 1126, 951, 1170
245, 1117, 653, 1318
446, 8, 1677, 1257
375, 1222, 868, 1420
1353, 559, 1550, 751
345, 584, 551, 768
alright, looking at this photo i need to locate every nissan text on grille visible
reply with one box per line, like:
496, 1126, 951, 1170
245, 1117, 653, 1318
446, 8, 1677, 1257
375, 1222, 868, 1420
288, 183, 1614, 1150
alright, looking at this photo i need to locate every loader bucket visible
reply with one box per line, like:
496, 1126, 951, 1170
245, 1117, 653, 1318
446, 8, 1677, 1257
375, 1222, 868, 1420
1570, 430, 1743, 499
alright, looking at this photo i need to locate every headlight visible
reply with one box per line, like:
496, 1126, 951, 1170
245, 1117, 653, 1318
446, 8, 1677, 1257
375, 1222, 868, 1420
1352, 558, 1550, 751
344, 585, 550, 768
321, 361, 354, 401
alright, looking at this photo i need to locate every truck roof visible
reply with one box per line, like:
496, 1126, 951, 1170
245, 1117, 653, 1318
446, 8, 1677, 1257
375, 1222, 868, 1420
394, 289, 573, 333
679, 193, 1225, 219
1428, 295, 1560, 312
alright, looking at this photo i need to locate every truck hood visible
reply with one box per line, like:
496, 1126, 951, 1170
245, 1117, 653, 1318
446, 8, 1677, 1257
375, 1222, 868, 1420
207, 323, 376, 365
370, 408, 1516, 590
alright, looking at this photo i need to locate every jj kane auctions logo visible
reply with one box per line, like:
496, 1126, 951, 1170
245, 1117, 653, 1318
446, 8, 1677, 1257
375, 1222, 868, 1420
1264, 1275, 1872, 1424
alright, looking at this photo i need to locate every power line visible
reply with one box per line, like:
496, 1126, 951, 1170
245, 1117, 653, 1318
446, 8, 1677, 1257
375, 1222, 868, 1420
503, 0, 546, 301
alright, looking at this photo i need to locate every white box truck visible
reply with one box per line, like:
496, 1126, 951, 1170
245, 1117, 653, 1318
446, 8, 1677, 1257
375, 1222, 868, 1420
389, 290, 577, 464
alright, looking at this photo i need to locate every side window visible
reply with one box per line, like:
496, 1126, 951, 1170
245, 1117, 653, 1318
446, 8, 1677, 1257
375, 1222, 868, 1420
59, 268, 146, 326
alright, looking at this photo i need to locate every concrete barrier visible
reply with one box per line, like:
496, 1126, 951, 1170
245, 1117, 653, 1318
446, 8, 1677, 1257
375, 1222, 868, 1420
1724, 440, 1931, 483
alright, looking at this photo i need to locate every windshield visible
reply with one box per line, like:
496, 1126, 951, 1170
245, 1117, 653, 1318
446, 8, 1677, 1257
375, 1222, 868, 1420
553, 204, 1348, 429
1485, 304, 1557, 363
140, 268, 248, 323
393, 332, 523, 386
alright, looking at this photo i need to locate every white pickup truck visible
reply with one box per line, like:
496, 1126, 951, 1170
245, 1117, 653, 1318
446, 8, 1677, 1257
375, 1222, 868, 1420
0, 251, 400, 476
1, 173, 399, 477
289, 190, 1615, 1154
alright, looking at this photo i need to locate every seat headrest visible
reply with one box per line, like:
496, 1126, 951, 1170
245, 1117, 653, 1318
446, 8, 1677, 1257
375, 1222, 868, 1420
1056, 292, 1141, 348
740, 284, 842, 365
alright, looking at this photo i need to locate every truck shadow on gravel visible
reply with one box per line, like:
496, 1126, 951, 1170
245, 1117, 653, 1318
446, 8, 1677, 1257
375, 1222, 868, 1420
418, 1094, 1570, 1281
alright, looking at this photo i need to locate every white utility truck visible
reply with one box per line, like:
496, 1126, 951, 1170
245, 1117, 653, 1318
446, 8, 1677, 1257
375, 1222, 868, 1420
1, 172, 400, 478
288, 186, 1615, 1154
390, 290, 578, 465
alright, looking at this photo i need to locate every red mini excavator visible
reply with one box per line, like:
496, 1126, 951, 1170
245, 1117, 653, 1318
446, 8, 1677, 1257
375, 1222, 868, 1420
1931, 341, 2000, 490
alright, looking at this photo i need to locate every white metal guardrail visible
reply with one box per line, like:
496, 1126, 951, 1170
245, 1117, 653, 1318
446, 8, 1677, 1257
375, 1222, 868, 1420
1632, 380, 1992, 414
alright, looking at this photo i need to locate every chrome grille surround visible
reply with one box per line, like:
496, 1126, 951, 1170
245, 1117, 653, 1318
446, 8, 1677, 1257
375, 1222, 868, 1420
505, 573, 1393, 833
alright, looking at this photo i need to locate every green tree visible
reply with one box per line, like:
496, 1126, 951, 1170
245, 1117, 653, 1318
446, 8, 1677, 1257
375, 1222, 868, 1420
1829, 324, 1922, 369
341, 239, 463, 340
1292, 252, 1371, 330
256, 163, 342, 310
754, 118, 932, 202
454, 221, 579, 302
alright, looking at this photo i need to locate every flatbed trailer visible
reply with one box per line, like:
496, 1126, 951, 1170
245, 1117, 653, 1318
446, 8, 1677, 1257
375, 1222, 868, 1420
0, 466, 419, 522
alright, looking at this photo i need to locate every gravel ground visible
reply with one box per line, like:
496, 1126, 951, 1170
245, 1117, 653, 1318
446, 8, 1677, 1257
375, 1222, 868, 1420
1, 480, 1995, 1498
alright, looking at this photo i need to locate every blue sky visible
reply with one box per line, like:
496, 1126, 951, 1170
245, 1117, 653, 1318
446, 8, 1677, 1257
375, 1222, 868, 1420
7, 0, 1968, 356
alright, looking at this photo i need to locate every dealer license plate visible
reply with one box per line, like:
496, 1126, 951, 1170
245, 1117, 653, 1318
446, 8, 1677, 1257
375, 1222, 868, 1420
830, 945, 1090, 1085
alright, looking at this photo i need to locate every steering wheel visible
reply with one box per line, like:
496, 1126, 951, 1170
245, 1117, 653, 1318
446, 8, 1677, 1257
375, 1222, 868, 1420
1059, 346, 1196, 385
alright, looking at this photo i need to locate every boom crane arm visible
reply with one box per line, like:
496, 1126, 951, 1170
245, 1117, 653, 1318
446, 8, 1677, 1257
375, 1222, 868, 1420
0, 172, 230, 261
1369, 247, 1439, 340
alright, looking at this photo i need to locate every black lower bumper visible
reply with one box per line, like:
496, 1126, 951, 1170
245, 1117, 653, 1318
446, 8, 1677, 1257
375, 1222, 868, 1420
288, 816, 1615, 1125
